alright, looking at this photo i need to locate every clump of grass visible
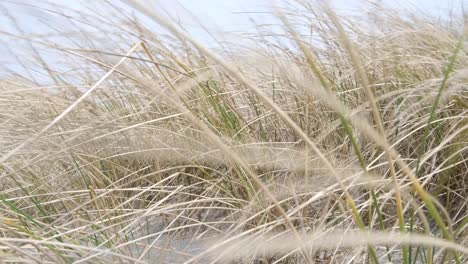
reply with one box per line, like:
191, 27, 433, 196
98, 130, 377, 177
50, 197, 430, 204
0, 1, 467, 263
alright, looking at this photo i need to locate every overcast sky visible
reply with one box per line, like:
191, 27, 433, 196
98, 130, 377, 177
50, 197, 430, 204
0, 0, 465, 80
2, 0, 465, 35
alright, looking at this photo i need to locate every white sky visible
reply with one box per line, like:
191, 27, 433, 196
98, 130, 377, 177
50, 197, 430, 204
2, 0, 466, 34
0, 0, 465, 79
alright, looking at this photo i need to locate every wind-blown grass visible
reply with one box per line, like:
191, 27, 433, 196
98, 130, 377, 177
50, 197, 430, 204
0, 1, 467, 263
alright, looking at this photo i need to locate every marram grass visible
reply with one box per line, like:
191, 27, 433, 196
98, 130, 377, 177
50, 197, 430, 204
0, 1, 467, 263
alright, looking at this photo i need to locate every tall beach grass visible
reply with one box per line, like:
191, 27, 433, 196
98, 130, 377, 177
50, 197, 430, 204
0, 1, 467, 263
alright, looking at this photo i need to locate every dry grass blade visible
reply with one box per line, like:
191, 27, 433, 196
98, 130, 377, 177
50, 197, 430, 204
210, 230, 468, 262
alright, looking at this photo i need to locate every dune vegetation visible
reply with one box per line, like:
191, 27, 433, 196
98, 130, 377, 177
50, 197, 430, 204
0, 0, 467, 263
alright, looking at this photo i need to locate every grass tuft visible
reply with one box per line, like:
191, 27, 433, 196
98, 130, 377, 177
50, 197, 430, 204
0, 1, 467, 263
